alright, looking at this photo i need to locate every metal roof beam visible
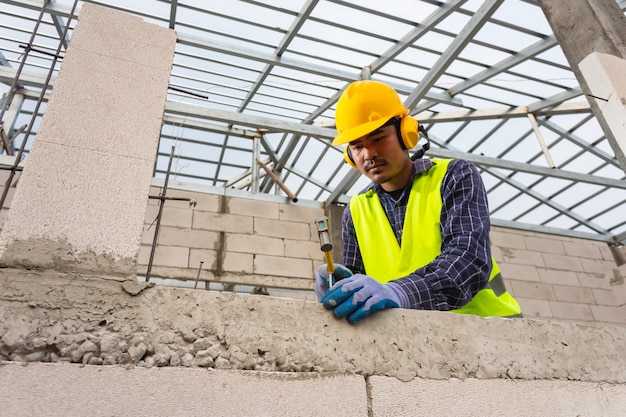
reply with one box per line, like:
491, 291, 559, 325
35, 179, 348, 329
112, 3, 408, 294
404, 0, 504, 109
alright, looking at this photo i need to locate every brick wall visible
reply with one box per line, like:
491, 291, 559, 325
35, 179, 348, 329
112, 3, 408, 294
139, 183, 325, 293
491, 226, 625, 327
140, 182, 625, 328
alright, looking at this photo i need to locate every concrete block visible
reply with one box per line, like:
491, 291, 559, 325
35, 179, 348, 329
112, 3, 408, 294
590, 304, 626, 325
580, 258, 616, 275
490, 230, 526, 249
500, 247, 545, 267
515, 297, 553, 318
579, 52, 626, 160
0, 142, 154, 275
145, 205, 193, 228
549, 300, 594, 322
369, 376, 626, 417
222, 252, 254, 274
279, 203, 324, 222
542, 253, 584, 272
77, 3, 177, 51
227, 197, 279, 219
540, 270, 578, 289
152, 188, 221, 212
156, 227, 220, 249
509, 280, 556, 300
225, 233, 284, 256
592, 286, 626, 307
498, 262, 540, 282
563, 241, 603, 259
254, 217, 311, 240
254, 254, 313, 279
138, 245, 189, 268
576, 272, 609, 289
189, 248, 218, 273
523, 235, 566, 254
285, 238, 322, 260
193, 212, 253, 234
0, 363, 368, 417
552, 284, 596, 304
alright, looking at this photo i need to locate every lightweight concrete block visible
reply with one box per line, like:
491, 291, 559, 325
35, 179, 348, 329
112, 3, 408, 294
552, 284, 596, 304
193, 211, 253, 234
284, 238, 323, 260
490, 229, 526, 249
254, 254, 313, 279
368, 376, 626, 417
515, 297, 553, 318
500, 247, 545, 267
590, 304, 626, 325
227, 197, 279, 219
222, 251, 254, 274
0, 4, 175, 277
279, 203, 325, 222
156, 227, 220, 249
138, 245, 189, 268
579, 52, 626, 162
499, 262, 540, 282
524, 235, 566, 254
225, 233, 284, 256
580, 257, 616, 275
592, 285, 626, 307
563, 241, 603, 259
542, 253, 584, 272
538, 268, 580, 286
0, 142, 154, 275
145, 204, 194, 229
254, 217, 311, 240
509, 280, 556, 300
0, 363, 368, 417
188, 248, 218, 273
549, 300, 594, 322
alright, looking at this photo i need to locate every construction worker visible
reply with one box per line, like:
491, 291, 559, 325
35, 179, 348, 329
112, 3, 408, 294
316, 80, 522, 324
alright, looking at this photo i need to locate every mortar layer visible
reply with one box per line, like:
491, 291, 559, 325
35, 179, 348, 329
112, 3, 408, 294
0, 268, 624, 383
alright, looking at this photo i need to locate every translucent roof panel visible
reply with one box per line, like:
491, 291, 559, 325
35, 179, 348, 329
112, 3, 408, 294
1, 0, 625, 246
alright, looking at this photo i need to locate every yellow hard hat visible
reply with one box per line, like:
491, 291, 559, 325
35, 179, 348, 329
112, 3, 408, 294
332, 80, 410, 146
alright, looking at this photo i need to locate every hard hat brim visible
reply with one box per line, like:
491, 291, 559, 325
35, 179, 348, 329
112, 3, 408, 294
332, 112, 407, 146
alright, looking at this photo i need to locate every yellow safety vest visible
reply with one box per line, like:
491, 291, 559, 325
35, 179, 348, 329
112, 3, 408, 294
349, 158, 522, 317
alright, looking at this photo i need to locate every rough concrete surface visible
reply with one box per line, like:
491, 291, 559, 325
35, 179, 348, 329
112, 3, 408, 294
1, 268, 625, 384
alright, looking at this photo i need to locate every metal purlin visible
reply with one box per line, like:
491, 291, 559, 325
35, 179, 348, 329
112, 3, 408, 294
0, 0, 79, 210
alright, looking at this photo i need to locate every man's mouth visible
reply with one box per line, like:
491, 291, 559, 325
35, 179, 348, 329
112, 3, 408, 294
365, 160, 384, 172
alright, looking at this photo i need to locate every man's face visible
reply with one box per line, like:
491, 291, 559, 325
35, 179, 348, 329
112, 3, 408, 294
347, 123, 412, 191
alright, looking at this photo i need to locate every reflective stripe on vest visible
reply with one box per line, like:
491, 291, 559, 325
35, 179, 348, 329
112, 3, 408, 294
350, 158, 522, 317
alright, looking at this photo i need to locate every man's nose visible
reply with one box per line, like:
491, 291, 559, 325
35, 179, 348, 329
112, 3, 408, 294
362, 144, 377, 160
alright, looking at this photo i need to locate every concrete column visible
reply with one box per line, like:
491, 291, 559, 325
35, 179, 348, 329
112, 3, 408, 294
537, 0, 626, 171
0, 4, 176, 277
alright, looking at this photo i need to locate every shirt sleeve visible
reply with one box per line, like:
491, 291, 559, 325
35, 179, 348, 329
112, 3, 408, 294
394, 159, 492, 310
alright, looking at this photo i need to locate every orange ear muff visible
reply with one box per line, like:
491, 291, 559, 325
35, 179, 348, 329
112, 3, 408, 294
399, 116, 419, 149
343, 146, 357, 168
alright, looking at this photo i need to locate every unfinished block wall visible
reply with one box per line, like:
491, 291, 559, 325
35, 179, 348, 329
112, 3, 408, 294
139, 182, 626, 329
139, 183, 325, 293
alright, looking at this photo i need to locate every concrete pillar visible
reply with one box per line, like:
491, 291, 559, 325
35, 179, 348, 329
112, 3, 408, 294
537, 0, 626, 171
0, 4, 176, 277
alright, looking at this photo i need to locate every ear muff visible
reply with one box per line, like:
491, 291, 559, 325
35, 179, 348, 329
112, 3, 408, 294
399, 116, 419, 149
343, 146, 357, 168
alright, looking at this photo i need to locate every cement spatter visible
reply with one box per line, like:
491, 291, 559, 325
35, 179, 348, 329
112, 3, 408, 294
1, 268, 625, 384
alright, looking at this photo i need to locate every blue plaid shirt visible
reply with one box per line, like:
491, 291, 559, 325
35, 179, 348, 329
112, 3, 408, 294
341, 158, 491, 311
